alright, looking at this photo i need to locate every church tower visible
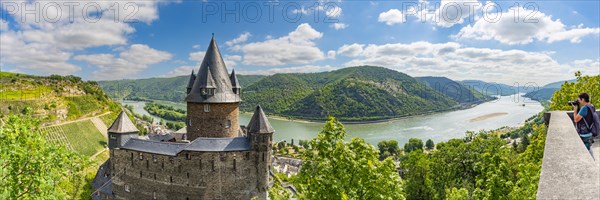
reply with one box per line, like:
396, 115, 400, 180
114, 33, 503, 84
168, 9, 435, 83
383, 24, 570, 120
185, 35, 241, 140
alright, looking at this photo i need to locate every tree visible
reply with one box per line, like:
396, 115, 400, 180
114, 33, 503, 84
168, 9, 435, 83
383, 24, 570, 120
401, 151, 435, 200
377, 140, 399, 159
550, 72, 599, 110
0, 115, 89, 199
404, 138, 423, 153
294, 117, 405, 199
425, 139, 435, 150
445, 188, 469, 200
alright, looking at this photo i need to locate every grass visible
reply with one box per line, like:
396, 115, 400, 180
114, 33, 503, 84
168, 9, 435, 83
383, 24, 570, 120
0, 86, 52, 100
65, 96, 103, 119
100, 112, 119, 127
43, 120, 107, 156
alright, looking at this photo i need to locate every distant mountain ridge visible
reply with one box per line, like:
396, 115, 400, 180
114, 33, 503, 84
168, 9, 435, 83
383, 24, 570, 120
416, 77, 495, 104
523, 79, 576, 101
99, 66, 501, 121
458, 80, 518, 96
98, 75, 265, 102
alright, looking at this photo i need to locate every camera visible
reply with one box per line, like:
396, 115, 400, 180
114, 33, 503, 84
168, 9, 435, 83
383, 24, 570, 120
568, 99, 580, 106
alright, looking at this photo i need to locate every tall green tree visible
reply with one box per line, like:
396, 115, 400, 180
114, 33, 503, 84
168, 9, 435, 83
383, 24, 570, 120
294, 117, 404, 199
401, 151, 435, 200
0, 115, 89, 199
550, 72, 599, 110
425, 139, 435, 150
404, 138, 423, 153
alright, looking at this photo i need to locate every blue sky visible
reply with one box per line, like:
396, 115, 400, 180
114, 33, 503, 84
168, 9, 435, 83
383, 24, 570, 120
1, 0, 599, 85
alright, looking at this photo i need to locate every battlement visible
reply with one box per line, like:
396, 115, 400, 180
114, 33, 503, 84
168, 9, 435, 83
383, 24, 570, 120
537, 111, 599, 199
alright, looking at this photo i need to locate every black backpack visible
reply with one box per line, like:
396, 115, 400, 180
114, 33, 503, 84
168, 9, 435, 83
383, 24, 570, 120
581, 104, 600, 137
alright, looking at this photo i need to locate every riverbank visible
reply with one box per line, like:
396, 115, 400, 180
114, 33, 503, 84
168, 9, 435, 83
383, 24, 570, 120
242, 98, 488, 125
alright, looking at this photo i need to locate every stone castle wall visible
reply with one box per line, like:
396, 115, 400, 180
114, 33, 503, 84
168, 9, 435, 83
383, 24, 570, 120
108, 148, 270, 200
187, 103, 239, 139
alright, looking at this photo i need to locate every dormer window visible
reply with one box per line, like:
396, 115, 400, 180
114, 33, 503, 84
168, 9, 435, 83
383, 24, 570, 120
201, 88, 215, 96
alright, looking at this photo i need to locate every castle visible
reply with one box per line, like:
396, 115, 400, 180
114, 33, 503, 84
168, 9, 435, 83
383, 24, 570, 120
92, 35, 274, 200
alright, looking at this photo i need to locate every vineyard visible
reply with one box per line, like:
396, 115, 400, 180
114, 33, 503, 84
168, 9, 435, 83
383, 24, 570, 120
41, 125, 75, 152
41, 119, 107, 156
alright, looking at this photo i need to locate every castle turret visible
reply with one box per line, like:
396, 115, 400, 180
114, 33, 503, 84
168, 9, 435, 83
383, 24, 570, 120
185, 35, 241, 140
230, 69, 241, 94
107, 111, 139, 149
247, 105, 274, 199
186, 70, 196, 94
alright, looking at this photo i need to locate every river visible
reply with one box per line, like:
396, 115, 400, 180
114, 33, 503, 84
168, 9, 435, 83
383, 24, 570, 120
119, 93, 543, 145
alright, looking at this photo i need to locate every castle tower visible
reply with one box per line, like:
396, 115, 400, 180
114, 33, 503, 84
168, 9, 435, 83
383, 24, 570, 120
185, 35, 241, 140
107, 111, 139, 149
247, 105, 274, 199
186, 70, 196, 94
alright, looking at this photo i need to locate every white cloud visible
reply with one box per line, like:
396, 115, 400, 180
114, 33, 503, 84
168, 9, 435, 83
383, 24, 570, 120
238, 65, 337, 75
0, 0, 164, 76
455, 6, 600, 45
192, 44, 201, 49
337, 41, 590, 85
378, 9, 405, 25
241, 23, 325, 66
0, 31, 80, 74
189, 51, 206, 61
165, 66, 195, 77
327, 50, 336, 59
337, 43, 365, 57
225, 32, 251, 46
570, 59, 600, 76
75, 44, 172, 80
330, 23, 348, 30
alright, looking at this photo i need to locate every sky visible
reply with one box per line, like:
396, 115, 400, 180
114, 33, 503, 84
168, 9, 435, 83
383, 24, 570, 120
0, 0, 599, 86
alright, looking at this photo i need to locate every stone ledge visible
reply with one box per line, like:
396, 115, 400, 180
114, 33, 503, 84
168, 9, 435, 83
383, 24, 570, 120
537, 111, 600, 200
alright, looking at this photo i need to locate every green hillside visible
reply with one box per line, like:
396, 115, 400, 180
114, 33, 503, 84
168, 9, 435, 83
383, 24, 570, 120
0, 72, 120, 124
416, 77, 494, 104
523, 79, 576, 101
97, 74, 265, 102
243, 66, 459, 120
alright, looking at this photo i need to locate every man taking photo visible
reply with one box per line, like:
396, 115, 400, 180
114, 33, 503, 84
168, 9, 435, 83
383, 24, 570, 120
573, 92, 595, 158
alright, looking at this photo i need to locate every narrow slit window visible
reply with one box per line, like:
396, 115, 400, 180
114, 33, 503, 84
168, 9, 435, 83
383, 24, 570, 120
204, 104, 210, 112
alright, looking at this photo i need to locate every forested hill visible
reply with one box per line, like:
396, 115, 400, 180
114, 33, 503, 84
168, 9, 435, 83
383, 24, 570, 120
98, 66, 501, 121
416, 77, 494, 104
97, 74, 265, 102
242, 66, 460, 120
523, 79, 576, 102
0, 72, 120, 124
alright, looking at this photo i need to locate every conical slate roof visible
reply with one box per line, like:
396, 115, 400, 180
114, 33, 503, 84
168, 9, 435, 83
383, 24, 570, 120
247, 105, 274, 134
230, 69, 240, 89
186, 70, 196, 91
186, 35, 240, 103
108, 111, 139, 134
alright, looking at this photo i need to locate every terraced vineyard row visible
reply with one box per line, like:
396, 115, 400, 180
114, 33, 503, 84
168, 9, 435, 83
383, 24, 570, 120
41, 126, 75, 151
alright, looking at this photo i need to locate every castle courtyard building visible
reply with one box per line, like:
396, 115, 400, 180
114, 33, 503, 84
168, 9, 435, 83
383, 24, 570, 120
92, 35, 274, 200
